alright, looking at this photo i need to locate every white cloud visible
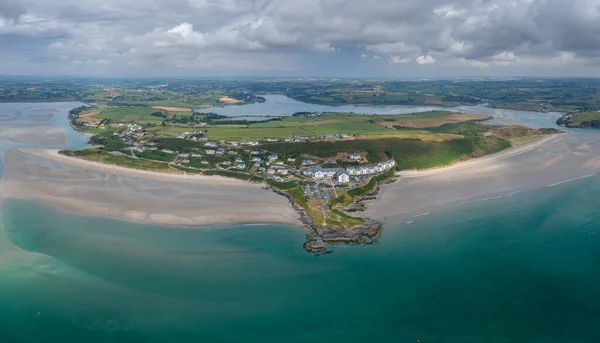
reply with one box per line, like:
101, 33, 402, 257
390, 56, 411, 64
2, 0, 600, 76
416, 55, 437, 65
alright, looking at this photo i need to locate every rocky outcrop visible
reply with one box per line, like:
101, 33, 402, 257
270, 175, 396, 253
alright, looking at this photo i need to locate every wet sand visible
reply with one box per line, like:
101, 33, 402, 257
364, 131, 600, 222
1, 131, 591, 229
0, 149, 300, 227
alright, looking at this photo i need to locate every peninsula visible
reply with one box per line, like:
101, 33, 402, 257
58, 100, 560, 252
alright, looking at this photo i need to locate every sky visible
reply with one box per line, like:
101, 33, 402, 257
1, 0, 600, 78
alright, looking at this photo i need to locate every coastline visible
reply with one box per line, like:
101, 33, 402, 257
21, 148, 255, 186
397, 133, 564, 178
0, 149, 301, 228
0, 132, 565, 252
362, 130, 600, 223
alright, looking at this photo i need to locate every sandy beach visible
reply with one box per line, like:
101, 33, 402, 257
22, 148, 257, 186
0, 149, 300, 227
1, 131, 593, 230
398, 134, 563, 178
363, 131, 600, 222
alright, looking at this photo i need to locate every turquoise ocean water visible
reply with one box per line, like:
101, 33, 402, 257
1, 100, 599, 342
3, 174, 600, 342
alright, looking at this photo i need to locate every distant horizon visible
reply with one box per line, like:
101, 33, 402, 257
3, 75, 600, 81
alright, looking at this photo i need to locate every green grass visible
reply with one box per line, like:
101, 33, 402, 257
96, 107, 166, 124
326, 209, 366, 227
348, 170, 395, 197
268, 180, 298, 190
137, 150, 174, 162
201, 112, 463, 140
562, 111, 600, 127
286, 188, 306, 206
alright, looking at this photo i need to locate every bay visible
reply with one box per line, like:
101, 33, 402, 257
2, 173, 600, 342
1, 100, 598, 342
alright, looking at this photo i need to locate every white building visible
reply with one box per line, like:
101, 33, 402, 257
338, 172, 350, 183
304, 166, 347, 181
349, 153, 361, 160
347, 160, 397, 176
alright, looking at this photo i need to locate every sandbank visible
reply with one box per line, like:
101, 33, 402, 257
0, 149, 300, 227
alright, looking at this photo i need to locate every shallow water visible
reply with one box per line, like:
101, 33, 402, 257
196, 94, 563, 128
3, 174, 600, 342
1, 101, 599, 342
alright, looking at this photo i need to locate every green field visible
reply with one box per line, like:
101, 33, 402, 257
199, 112, 465, 141
263, 133, 511, 168
136, 111, 470, 140
96, 107, 166, 123
557, 111, 600, 128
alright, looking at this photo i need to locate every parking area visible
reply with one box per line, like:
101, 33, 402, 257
305, 184, 336, 200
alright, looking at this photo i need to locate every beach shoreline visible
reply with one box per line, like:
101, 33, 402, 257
0, 133, 565, 234
0, 149, 302, 228
361, 130, 600, 223
21, 148, 255, 186
397, 133, 564, 178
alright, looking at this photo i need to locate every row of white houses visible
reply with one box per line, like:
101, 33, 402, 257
302, 159, 397, 183
303, 167, 350, 183
347, 160, 397, 176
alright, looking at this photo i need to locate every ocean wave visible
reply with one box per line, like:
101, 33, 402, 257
547, 173, 596, 187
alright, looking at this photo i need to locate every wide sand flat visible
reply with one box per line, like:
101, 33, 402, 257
363, 131, 600, 222
0, 149, 300, 227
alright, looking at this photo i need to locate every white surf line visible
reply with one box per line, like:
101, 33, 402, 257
414, 212, 430, 217
460, 195, 503, 205
547, 173, 597, 187
406, 221, 415, 224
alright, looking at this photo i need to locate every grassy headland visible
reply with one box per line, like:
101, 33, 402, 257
557, 111, 600, 128
63, 105, 560, 251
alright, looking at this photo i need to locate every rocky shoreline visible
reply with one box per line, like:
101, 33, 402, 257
270, 176, 396, 253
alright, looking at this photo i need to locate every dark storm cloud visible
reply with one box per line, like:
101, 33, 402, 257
0, 0, 25, 23
2, 0, 600, 75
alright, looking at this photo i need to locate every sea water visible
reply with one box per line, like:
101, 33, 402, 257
1, 101, 599, 342
2, 173, 600, 342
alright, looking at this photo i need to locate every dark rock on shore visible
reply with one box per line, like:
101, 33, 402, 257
269, 175, 396, 253
303, 237, 326, 252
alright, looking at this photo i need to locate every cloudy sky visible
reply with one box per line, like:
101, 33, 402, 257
1, 0, 600, 77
